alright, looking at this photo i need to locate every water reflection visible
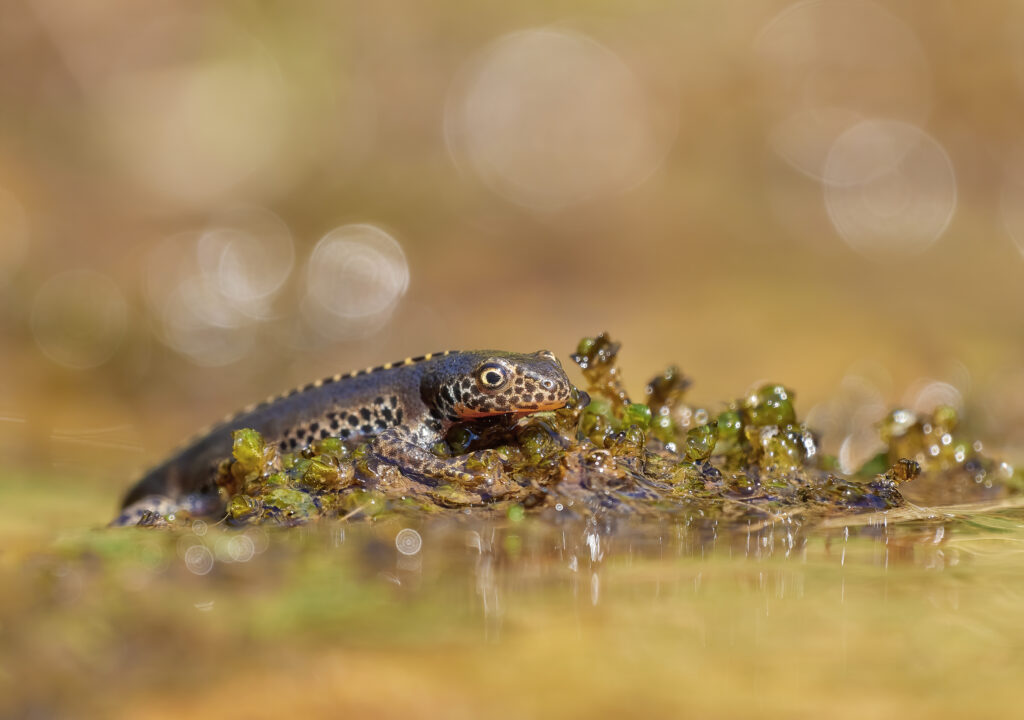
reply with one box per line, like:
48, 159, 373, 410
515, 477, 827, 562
9, 503, 1024, 719
28, 504, 1024, 601
196, 502, 985, 621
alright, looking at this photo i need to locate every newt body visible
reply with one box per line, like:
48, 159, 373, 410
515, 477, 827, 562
118, 350, 572, 520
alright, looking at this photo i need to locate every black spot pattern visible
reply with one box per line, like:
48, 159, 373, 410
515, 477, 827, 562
244, 351, 571, 467
425, 352, 572, 421
121, 350, 580, 508
271, 394, 406, 454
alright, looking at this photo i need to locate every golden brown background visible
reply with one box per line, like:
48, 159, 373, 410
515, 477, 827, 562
3, 0, 1024, 492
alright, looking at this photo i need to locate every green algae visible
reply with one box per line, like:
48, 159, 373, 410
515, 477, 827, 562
126, 333, 1021, 527
684, 422, 718, 461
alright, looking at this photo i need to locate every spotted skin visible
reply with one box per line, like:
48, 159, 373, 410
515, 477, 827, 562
119, 350, 572, 516
279, 395, 404, 451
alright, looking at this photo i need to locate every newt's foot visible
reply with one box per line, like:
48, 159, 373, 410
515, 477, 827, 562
112, 492, 223, 527
368, 450, 491, 486
370, 428, 498, 486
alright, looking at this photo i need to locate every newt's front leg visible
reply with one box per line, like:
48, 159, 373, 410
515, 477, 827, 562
370, 427, 490, 485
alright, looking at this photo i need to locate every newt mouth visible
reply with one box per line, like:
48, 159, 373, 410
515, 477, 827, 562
454, 399, 568, 419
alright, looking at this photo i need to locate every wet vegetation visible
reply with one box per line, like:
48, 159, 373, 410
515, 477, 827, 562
6, 335, 1024, 720
130, 334, 1020, 529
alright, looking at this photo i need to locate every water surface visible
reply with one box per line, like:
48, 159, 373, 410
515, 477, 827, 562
2, 472, 1022, 719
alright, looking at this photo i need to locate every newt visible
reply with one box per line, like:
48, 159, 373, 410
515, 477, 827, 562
117, 350, 572, 522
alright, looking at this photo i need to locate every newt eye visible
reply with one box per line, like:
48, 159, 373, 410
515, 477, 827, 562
476, 362, 508, 390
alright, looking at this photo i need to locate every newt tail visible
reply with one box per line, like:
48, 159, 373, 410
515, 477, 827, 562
117, 350, 572, 522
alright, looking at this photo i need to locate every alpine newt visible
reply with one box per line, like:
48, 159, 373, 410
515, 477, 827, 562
117, 350, 572, 522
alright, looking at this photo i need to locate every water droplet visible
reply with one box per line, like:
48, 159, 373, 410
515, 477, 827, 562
395, 528, 422, 556
227, 534, 256, 563
184, 544, 215, 575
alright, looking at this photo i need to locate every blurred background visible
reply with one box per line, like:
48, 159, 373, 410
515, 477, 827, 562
2, 0, 1024, 493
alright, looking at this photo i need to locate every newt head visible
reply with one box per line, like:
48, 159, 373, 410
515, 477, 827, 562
424, 349, 573, 421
